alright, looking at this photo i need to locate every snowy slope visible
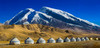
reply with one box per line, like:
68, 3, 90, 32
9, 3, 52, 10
5, 8, 54, 25
8, 8, 35, 25
4, 7, 100, 33
40, 7, 99, 27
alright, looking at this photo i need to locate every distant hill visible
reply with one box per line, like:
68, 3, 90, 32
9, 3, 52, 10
0, 23, 3, 25
0, 24, 67, 41
0, 24, 100, 41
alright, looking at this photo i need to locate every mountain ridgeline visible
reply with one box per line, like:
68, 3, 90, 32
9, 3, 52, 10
4, 7, 100, 33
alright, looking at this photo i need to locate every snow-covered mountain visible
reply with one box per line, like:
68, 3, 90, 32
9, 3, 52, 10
4, 7, 100, 33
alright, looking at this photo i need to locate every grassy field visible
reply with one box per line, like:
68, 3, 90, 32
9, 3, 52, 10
0, 24, 100, 48
0, 41, 100, 48
0, 24, 100, 41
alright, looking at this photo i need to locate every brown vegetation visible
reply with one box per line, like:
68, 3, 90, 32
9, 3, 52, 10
0, 24, 68, 41
0, 41, 100, 48
0, 24, 100, 48
0, 24, 100, 41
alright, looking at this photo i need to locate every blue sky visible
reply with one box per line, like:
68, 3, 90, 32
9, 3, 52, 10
0, 0, 100, 25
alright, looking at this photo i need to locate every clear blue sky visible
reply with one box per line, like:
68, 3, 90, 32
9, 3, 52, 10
0, 0, 100, 25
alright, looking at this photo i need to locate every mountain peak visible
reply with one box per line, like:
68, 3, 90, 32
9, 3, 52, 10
26, 8, 35, 12
4, 7, 100, 33
40, 6, 62, 13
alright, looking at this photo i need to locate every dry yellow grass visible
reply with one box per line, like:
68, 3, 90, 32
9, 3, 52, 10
0, 24, 100, 41
0, 24, 100, 48
0, 24, 69, 41
0, 41, 100, 48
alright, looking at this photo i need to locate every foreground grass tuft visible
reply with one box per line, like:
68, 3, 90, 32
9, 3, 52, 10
0, 41, 100, 48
